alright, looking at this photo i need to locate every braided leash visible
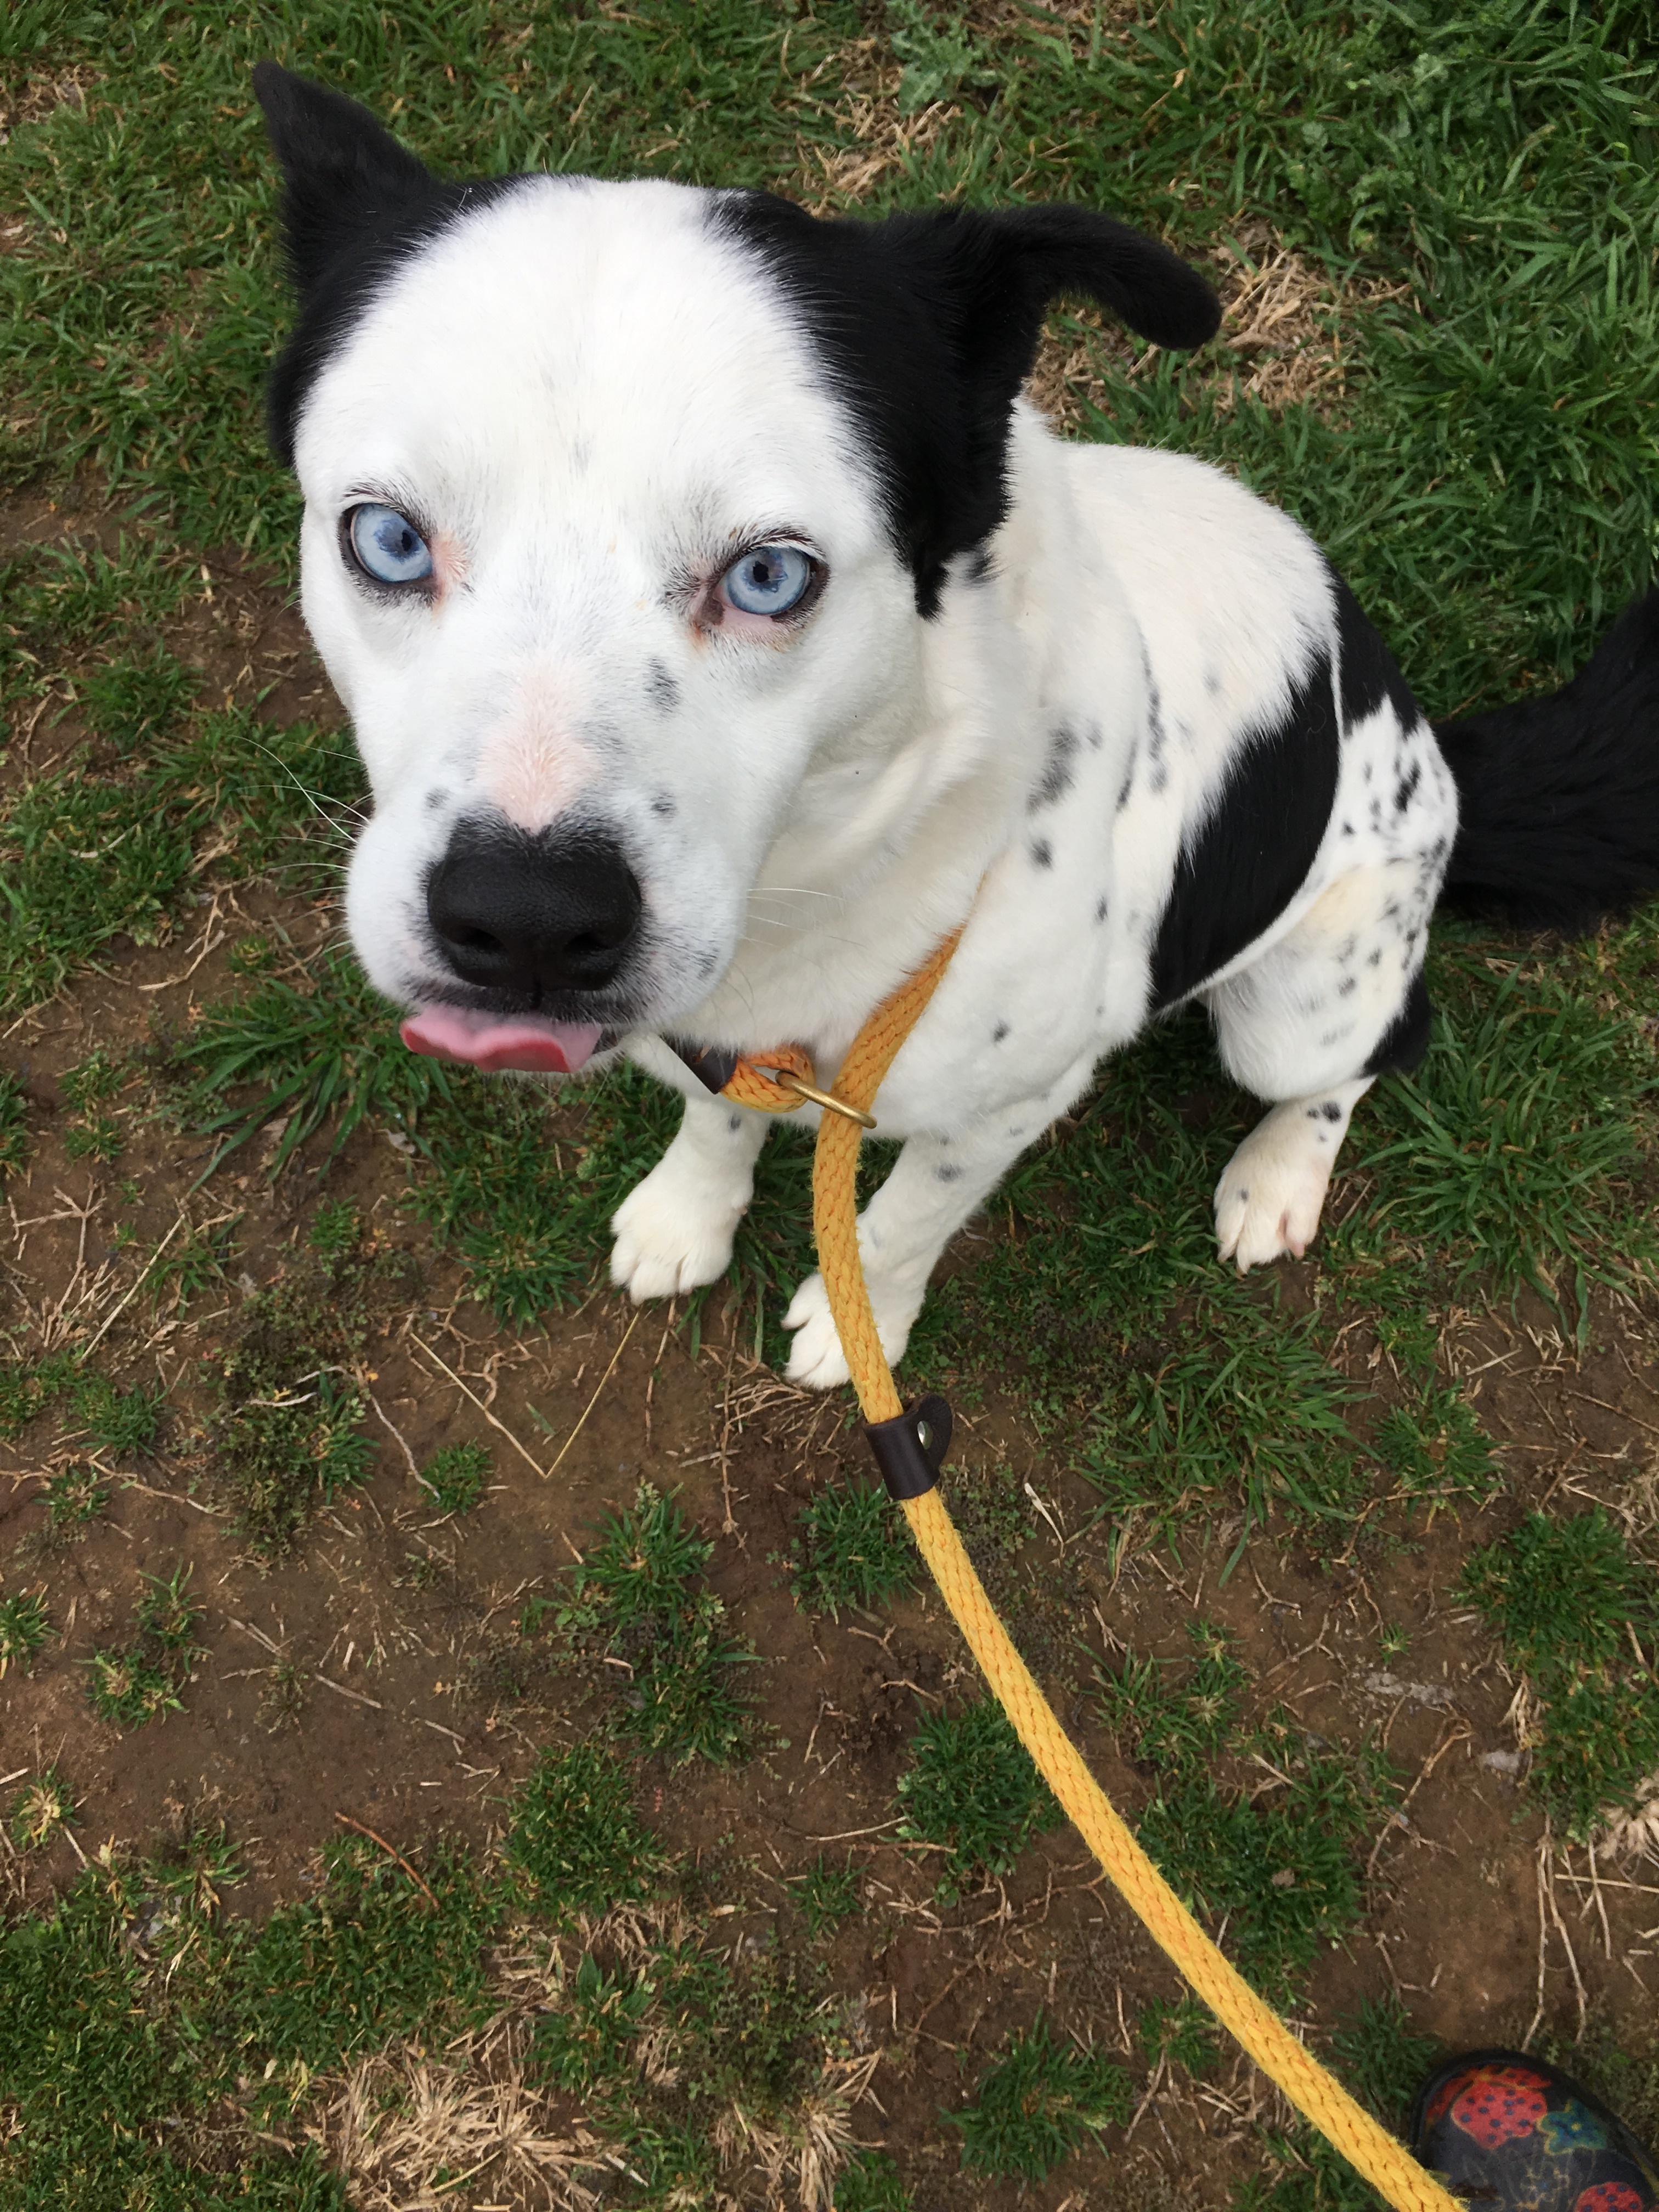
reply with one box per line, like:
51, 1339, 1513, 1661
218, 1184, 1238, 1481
715, 930, 1463, 2212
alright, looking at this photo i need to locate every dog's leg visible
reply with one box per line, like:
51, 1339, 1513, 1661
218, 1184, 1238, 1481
611, 1090, 772, 1300
1212, 1076, 1373, 1271
783, 1097, 1068, 1389
1204, 859, 1438, 1273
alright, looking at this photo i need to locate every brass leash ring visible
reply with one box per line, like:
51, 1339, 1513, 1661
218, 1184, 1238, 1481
770, 1069, 877, 1130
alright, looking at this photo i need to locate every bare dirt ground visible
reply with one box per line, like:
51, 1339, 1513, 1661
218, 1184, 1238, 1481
4, 496, 1659, 2209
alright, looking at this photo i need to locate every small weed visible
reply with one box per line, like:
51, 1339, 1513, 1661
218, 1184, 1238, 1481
1097, 1620, 1251, 1768
0, 1350, 76, 1438
136, 1560, 202, 1654
561, 1485, 757, 1765
949, 2013, 1133, 2181
797, 1857, 862, 1938
306, 1199, 361, 1256
9, 1765, 76, 1851
895, 1701, 1063, 1903
60, 1048, 125, 1109
0, 1587, 50, 1676
506, 1741, 662, 1920
1373, 1385, 1499, 1500
791, 1483, 917, 1618
41, 1461, 106, 1537
62, 1113, 122, 1163
1379, 1623, 1410, 1663
534, 1953, 653, 2094
85, 1644, 182, 1729
1138, 1995, 1221, 2078
0, 1068, 29, 1177
261, 1659, 309, 1731
834, 2150, 912, 2211
148, 1215, 240, 1311
419, 1438, 490, 1516
70, 1370, 160, 1455
1462, 1509, 1659, 1839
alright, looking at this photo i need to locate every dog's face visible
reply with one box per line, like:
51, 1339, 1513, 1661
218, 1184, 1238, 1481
255, 67, 1217, 1073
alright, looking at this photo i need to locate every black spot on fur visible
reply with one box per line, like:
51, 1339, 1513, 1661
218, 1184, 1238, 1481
1094, 894, 1109, 923
1029, 838, 1053, 869
425, 788, 448, 812
1115, 746, 1137, 812
1364, 969, 1432, 1076
1320, 1101, 1342, 1121
991, 1019, 1010, 1043
729, 1113, 743, 1132
646, 659, 680, 714
1338, 975, 1356, 996
712, 195, 1219, 613
1330, 563, 1422, 732
1030, 721, 1079, 810
1393, 758, 1421, 814
934, 1163, 964, 1182
1084, 719, 1103, 751
1149, 646, 1341, 1009
253, 66, 528, 465
651, 791, 676, 819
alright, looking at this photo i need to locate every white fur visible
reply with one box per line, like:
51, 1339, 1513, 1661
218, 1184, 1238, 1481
289, 178, 1458, 1387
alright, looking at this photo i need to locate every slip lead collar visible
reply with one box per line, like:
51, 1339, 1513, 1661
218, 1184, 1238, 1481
862, 1393, 952, 1500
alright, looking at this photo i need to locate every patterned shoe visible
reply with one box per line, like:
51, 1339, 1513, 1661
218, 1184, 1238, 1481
1410, 2049, 1659, 2212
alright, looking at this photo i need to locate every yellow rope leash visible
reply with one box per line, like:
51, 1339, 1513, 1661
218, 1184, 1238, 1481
716, 931, 1463, 2212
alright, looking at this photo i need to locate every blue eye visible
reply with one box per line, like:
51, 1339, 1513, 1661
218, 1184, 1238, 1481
348, 503, 434, 585
719, 543, 815, 618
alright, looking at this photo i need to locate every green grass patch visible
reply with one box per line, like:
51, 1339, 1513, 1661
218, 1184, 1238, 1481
834, 2150, 913, 2212
417, 1437, 490, 1515
505, 1740, 663, 1922
895, 1700, 1064, 1904
949, 2012, 1134, 2182
790, 1481, 918, 1619
0, 1068, 30, 1178
8, 1763, 75, 1852
556, 1485, 757, 1766
1098, 1625, 1394, 2001
795, 1857, 862, 1939
84, 1561, 202, 1731
1462, 1509, 1659, 1840
0, 1586, 50, 1677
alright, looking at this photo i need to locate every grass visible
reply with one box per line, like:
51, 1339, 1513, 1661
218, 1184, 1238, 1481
417, 1438, 491, 1515
1239, 1994, 1442, 2212
8, 1764, 75, 1852
790, 1481, 918, 1619
0, 1587, 50, 1677
1098, 1625, 1395, 2000
84, 1561, 202, 1730
504, 1741, 663, 1921
894, 1701, 1064, 1904
1462, 1508, 1659, 1840
948, 2012, 1134, 2182
554, 1485, 758, 1766
3, 2, 1659, 2202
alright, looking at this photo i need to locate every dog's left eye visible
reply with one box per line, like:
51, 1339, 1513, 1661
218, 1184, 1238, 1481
719, 544, 815, 618
347, 504, 434, 586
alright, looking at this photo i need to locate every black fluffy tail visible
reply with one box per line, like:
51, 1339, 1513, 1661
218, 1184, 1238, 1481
1435, 588, 1659, 932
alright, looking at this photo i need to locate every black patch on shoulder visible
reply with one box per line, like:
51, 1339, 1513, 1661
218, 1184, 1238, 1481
646, 659, 680, 714
253, 66, 529, 466
1030, 721, 1079, 810
1364, 969, 1432, 1076
1330, 562, 1422, 732
1149, 647, 1341, 1009
1029, 837, 1053, 868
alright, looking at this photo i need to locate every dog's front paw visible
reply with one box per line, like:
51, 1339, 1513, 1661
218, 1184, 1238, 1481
610, 1160, 747, 1301
782, 1271, 919, 1391
1213, 1128, 1332, 1273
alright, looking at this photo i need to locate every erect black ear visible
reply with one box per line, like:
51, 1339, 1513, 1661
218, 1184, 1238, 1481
252, 62, 438, 301
251, 64, 521, 467
716, 194, 1220, 615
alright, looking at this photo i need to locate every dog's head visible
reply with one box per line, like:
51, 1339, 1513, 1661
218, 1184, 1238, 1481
253, 64, 1217, 1073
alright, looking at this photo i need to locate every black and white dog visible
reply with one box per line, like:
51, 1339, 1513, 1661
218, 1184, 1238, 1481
254, 67, 1659, 1389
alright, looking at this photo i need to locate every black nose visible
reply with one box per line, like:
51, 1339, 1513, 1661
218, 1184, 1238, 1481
426, 822, 642, 1000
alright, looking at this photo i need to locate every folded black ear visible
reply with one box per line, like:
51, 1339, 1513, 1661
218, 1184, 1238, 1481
252, 63, 438, 300
716, 194, 1220, 614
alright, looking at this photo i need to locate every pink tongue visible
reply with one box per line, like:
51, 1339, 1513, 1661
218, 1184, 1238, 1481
400, 1007, 603, 1075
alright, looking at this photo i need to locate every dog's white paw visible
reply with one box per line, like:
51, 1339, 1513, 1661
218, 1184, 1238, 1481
782, 1271, 919, 1391
610, 1160, 747, 1301
1214, 1122, 1334, 1273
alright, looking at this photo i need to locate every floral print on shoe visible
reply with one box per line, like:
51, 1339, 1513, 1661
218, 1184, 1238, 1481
1411, 2050, 1658, 2212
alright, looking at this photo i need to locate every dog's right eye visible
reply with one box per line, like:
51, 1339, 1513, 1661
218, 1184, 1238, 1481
346, 504, 434, 586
